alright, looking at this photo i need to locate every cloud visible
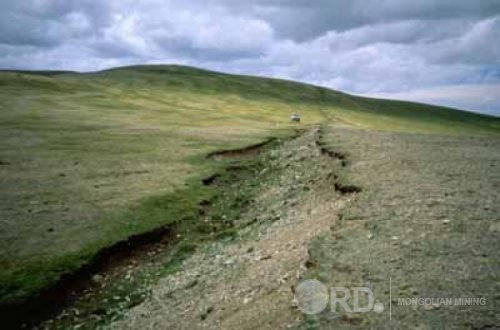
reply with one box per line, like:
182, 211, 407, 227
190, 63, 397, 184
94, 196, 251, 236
227, 0, 500, 41
0, 0, 111, 47
149, 7, 274, 60
424, 16, 500, 65
0, 0, 499, 115
224, 17, 499, 93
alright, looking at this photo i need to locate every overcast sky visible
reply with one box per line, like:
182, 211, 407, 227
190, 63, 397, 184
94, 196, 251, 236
1, 0, 499, 115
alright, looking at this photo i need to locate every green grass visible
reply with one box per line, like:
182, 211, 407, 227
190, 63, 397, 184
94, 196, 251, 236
0, 64, 499, 302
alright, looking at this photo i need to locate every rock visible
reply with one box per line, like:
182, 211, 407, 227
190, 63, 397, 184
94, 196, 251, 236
223, 258, 234, 266
92, 274, 104, 283
489, 223, 500, 232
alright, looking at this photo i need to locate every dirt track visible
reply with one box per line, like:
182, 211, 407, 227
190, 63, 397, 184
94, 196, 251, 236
107, 127, 355, 329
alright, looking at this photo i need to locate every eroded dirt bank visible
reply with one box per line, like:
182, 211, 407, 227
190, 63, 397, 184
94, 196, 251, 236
100, 127, 355, 330
36, 126, 354, 329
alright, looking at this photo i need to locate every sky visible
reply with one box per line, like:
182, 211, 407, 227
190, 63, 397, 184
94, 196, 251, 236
1, 0, 499, 116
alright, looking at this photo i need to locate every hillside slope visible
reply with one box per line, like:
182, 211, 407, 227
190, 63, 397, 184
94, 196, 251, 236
0, 65, 499, 306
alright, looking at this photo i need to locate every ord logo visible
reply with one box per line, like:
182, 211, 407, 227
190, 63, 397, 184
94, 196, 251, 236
295, 279, 384, 315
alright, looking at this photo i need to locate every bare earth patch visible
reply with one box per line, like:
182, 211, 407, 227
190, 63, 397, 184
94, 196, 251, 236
109, 128, 354, 330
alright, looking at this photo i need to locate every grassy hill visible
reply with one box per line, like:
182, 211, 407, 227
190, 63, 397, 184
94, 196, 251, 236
0, 64, 499, 303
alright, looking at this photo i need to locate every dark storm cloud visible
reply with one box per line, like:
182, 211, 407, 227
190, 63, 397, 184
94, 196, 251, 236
0, 0, 499, 114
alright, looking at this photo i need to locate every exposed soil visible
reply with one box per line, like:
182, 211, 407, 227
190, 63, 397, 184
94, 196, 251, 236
334, 183, 362, 195
202, 174, 221, 186
206, 137, 278, 159
0, 222, 179, 329
106, 126, 357, 330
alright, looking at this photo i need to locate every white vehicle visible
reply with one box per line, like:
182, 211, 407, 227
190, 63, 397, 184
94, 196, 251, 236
290, 113, 301, 122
